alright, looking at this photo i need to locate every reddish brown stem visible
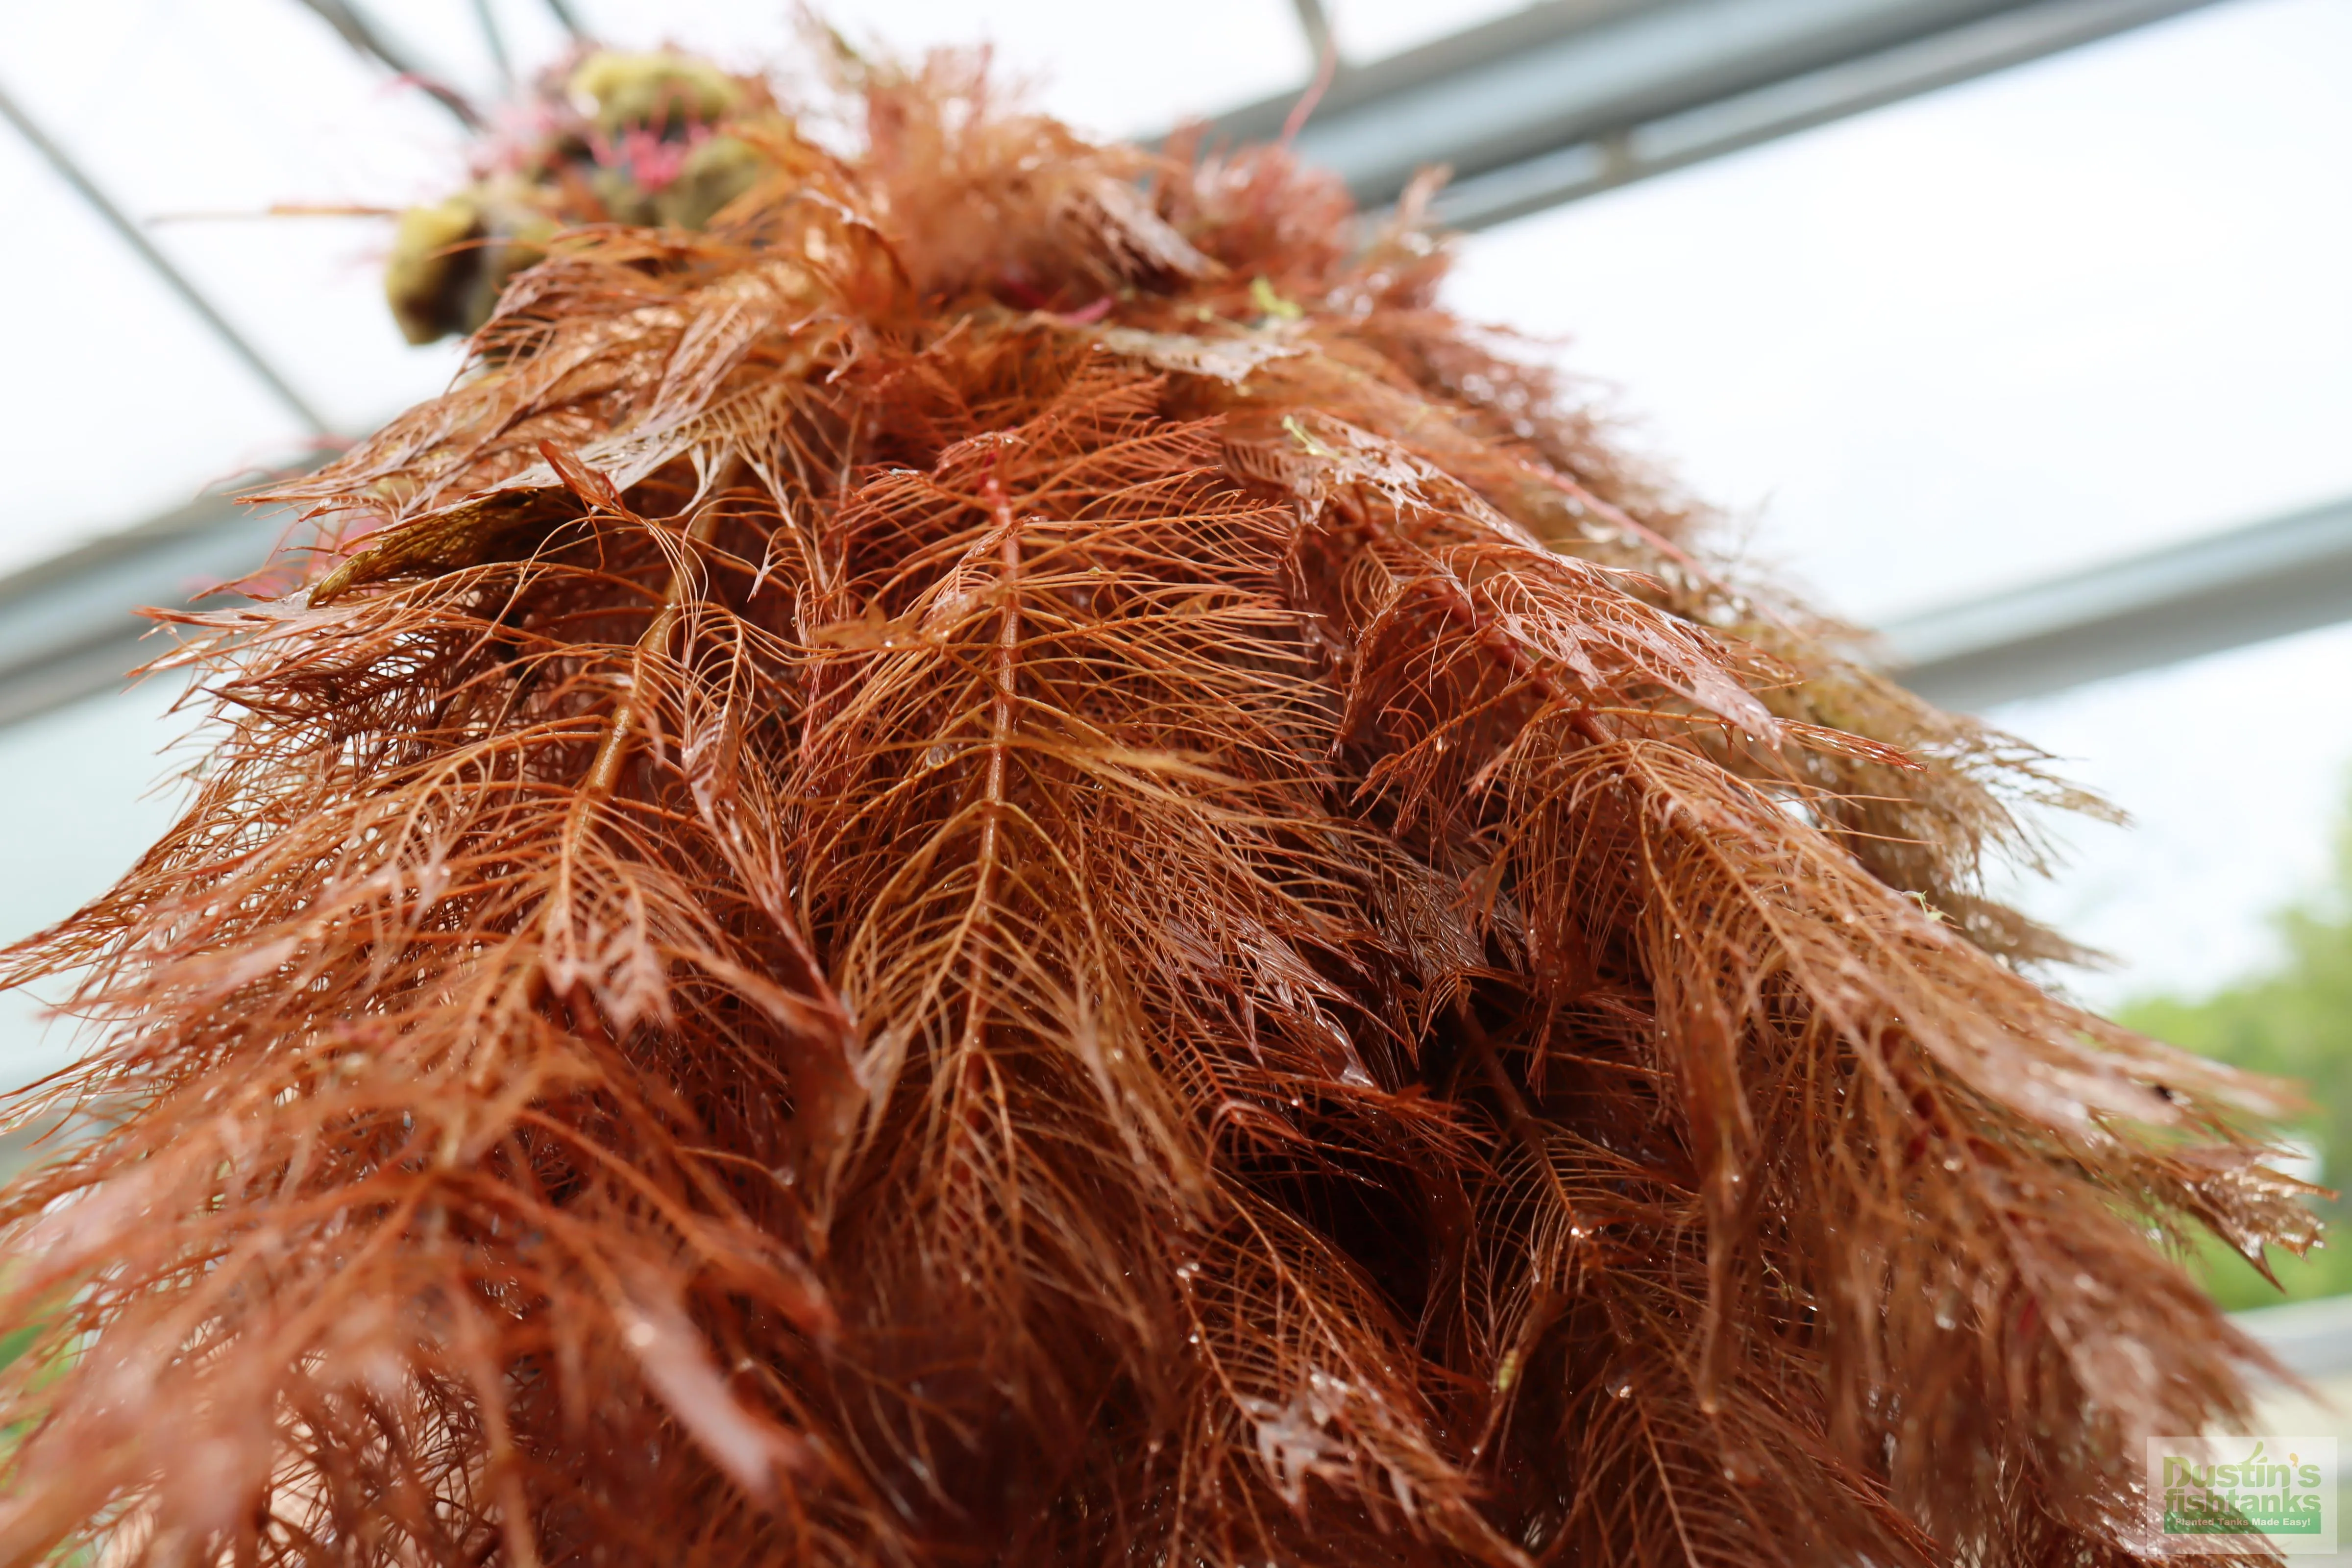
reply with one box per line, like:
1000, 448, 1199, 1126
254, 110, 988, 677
582, 457, 748, 801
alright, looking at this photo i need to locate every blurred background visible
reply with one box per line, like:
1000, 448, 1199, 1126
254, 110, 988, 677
0, 0, 2349, 1325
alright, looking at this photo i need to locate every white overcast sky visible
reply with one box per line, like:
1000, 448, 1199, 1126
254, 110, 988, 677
0, 0, 2348, 1077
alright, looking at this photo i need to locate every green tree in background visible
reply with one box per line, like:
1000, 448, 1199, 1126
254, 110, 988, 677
2121, 804, 2352, 1310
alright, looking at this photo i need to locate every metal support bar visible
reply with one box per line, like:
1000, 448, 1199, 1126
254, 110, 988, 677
1186, 0, 2223, 229
289, 0, 483, 129
1433, 0, 2227, 228
8, 483, 2348, 734
471, 0, 514, 89
540, 0, 588, 40
1290, 0, 1340, 66
0, 496, 293, 730
1877, 495, 2352, 710
0, 77, 333, 438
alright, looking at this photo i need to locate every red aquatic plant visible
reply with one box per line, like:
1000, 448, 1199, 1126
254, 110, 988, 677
0, 48, 2316, 1568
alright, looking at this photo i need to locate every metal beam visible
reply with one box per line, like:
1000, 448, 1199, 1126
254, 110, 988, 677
11, 485, 2349, 735
1189, 0, 2224, 230
0, 76, 333, 437
288, 0, 483, 129
1289, 0, 1340, 66
539, 0, 587, 40
1877, 494, 2352, 710
0, 496, 292, 730
471, 0, 514, 90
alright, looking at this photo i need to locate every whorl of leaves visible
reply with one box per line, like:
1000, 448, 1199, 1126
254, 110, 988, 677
0, 51, 2316, 1568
